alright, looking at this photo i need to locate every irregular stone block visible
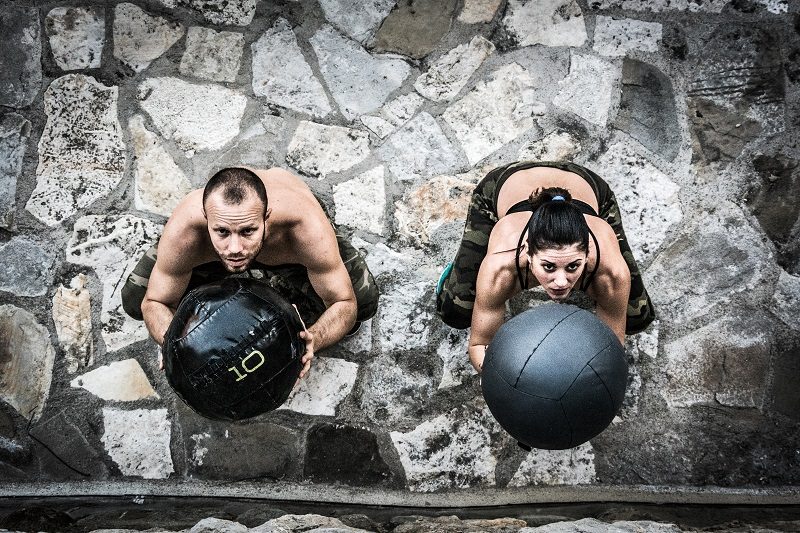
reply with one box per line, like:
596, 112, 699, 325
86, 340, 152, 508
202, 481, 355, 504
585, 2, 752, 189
372, 0, 458, 59
101, 408, 173, 479
138, 77, 247, 156
501, 0, 587, 48
593, 16, 662, 57
359, 351, 437, 426
553, 53, 621, 127
520, 518, 682, 533
70, 359, 158, 401
771, 270, 800, 331
304, 423, 392, 485
113, 3, 184, 73
0, 306, 56, 421
390, 407, 499, 492
436, 328, 474, 389
360, 92, 424, 139
397, 517, 527, 532
180, 27, 245, 83
745, 153, 800, 246
129, 115, 193, 217
508, 443, 596, 486
158, 0, 257, 26
443, 63, 540, 165
53, 274, 94, 374
252, 515, 350, 533
376, 281, 432, 351
333, 166, 386, 235
279, 356, 359, 416
311, 25, 410, 120
66, 215, 163, 351
0, 237, 56, 298
26, 75, 126, 226
0, 113, 30, 229
615, 59, 680, 162
45, 7, 105, 70
190, 517, 248, 533
590, 0, 729, 11
252, 19, 331, 118
350, 237, 417, 279
378, 112, 465, 182
319, 0, 396, 42
0, 7, 42, 108
517, 131, 582, 162
286, 121, 370, 178
27, 408, 109, 478
414, 36, 494, 102
458, 0, 502, 23
688, 99, 762, 165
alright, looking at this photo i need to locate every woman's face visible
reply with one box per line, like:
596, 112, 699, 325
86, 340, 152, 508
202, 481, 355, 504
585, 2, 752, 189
529, 244, 588, 301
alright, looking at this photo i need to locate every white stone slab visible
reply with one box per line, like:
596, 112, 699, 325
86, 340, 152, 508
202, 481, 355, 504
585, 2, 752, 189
113, 3, 184, 73
46, 7, 105, 70
590, 0, 729, 12
138, 77, 247, 156
66, 215, 163, 351
437, 329, 475, 390
443, 63, 540, 166
337, 318, 373, 354
279, 357, 359, 416
0, 237, 56, 297
517, 131, 582, 162
101, 408, 174, 479
0, 113, 30, 229
553, 52, 621, 127
333, 166, 386, 235
508, 443, 596, 486
350, 237, 417, 279
286, 121, 370, 177
252, 19, 331, 118
129, 114, 193, 217
377, 281, 432, 351
502, 0, 587, 48
414, 36, 495, 102
771, 270, 800, 331
757, 0, 787, 13
318, 0, 397, 42
593, 16, 663, 57
157, 0, 257, 25
180, 26, 244, 82
53, 274, 94, 374
360, 92, 424, 139
71, 359, 159, 401
26, 74, 125, 226
310, 25, 410, 120
458, 0, 502, 23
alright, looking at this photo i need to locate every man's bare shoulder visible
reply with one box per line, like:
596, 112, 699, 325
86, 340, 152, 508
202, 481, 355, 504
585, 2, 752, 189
157, 189, 212, 273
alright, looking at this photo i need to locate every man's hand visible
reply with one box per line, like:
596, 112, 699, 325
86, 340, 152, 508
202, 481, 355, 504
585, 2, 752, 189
298, 329, 315, 380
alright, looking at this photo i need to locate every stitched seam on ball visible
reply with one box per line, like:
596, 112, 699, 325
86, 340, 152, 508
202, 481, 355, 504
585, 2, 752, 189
557, 341, 613, 401
513, 307, 582, 388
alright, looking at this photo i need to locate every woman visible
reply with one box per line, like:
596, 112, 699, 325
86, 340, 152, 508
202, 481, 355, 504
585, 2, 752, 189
435, 161, 655, 373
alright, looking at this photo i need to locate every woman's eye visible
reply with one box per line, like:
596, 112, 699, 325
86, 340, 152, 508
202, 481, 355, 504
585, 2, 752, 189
566, 264, 579, 272
542, 264, 555, 272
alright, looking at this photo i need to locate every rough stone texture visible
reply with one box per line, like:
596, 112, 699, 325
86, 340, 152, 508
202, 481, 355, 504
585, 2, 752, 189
371, 0, 459, 59
458, 0, 502, 23
27, 408, 110, 478
70, 360, 159, 402
180, 26, 245, 83
436, 329, 474, 390
521, 518, 682, 532
688, 98, 762, 165
333, 166, 386, 235
158, 0, 257, 26
501, 0, 587, 48
0, 237, 57, 297
318, 0, 397, 43
770, 270, 800, 331
352, 238, 419, 281
376, 282, 432, 351
508, 444, 596, 487
390, 407, 499, 492
66, 215, 163, 351
443, 63, 539, 165
252, 19, 331, 118
360, 92, 424, 139
190, 517, 248, 533
745, 153, 800, 249
311, 25, 410, 120
53, 274, 94, 374
394, 516, 528, 532
102, 408, 173, 479
286, 121, 370, 178
279, 357, 359, 416
553, 53, 621, 127
517, 131, 582, 162
593, 16, 662, 57
304, 423, 393, 485
113, 3, 184, 73
26, 75, 126, 226
252, 514, 353, 533
590, 0, 730, 11
138, 77, 247, 156
0, 113, 30, 229
414, 36, 495, 102
45, 7, 105, 70
359, 351, 437, 426
0, 7, 42, 108
129, 114, 193, 217
0, 306, 55, 421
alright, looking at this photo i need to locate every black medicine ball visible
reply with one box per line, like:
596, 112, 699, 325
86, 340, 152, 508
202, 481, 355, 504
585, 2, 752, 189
163, 278, 305, 421
481, 303, 627, 450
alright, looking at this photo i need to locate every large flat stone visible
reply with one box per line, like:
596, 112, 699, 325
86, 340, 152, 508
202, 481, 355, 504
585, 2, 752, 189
286, 121, 370, 178
458, 0, 502, 23
0, 113, 30, 229
319, 0, 397, 43
376, 281, 432, 351
746, 153, 800, 246
359, 351, 437, 426
129, 114, 193, 217
71, 359, 159, 402
521, 518, 682, 533
688, 98, 762, 165
46, 7, 105, 70
414, 36, 494, 102
0, 7, 41, 108
350, 237, 418, 279
304, 423, 393, 485
436, 328, 474, 390
66, 215, 163, 352
311, 25, 410, 120
593, 16, 662, 57
279, 356, 358, 416
53, 274, 94, 374
252, 19, 331, 118
590, 0, 730, 11
508, 443, 596, 486
360, 92, 424, 139
553, 53, 621, 127
113, 3, 184, 73
138, 77, 247, 156
0, 305, 56, 421
0, 237, 56, 298
26, 75, 126, 226
501, 0, 587, 48
517, 131, 582, 162
101, 408, 174, 479
771, 270, 800, 331
158, 0, 257, 25
443, 63, 540, 166
252, 515, 351, 533
333, 166, 386, 235
371, 0, 458, 59
180, 26, 244, 83
27, 408, 109, 478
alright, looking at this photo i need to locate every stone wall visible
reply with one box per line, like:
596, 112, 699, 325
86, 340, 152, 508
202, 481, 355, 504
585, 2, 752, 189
1, 0, 799, 496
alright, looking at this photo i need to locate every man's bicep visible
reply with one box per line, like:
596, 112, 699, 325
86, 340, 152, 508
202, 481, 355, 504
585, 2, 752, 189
307, 259, 356, 308
144, 261, 191, 309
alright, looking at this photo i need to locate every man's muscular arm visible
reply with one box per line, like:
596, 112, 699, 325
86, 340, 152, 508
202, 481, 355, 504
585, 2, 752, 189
141, 261, 191, 346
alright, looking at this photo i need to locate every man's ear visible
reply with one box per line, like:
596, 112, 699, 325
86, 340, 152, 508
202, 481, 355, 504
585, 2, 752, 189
264, 207, 272, 222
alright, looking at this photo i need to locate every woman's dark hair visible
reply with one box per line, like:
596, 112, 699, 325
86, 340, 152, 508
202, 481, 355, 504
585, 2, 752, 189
202, 167, 268, 215
526, 187, 589, 254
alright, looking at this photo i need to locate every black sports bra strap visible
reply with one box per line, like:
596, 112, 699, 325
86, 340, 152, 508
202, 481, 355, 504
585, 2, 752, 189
581, 228, 601, 291
515, 213, 535, 291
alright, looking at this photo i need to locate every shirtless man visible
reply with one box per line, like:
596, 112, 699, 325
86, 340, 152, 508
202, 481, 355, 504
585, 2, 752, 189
122, 167, 379, 377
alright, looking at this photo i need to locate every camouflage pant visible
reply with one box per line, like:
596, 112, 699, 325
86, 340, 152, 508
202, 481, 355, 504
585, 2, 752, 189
435, 160, 655, 334
121, 229, 379, 327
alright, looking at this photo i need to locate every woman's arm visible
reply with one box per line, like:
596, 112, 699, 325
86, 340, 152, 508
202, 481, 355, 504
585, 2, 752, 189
469, 254, 518, 372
